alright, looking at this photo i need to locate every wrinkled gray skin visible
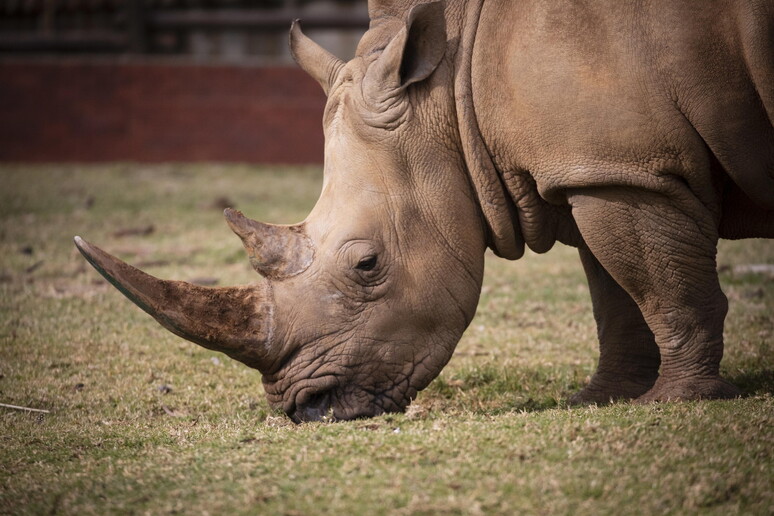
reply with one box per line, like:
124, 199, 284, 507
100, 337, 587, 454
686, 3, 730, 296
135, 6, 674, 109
76, 0, 774, 422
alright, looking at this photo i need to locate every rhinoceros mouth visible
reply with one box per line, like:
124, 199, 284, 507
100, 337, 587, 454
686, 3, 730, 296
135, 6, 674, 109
290, 390, 399, 423
289, 390, 334, 423
285, 375, 340, 423
284, 379, 409, 423
265, 337, 430, 422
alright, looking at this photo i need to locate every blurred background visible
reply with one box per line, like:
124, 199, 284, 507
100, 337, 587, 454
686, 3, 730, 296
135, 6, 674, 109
0, 0, 370, 163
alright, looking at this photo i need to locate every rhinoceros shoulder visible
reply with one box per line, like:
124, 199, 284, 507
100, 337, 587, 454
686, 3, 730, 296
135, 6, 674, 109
472, 0, 774, 214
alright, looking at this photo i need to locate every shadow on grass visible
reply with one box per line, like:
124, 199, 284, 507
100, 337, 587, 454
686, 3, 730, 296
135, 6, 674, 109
421, 363, 774, 418
421, 364, 587, 416
729, 369, 774, 397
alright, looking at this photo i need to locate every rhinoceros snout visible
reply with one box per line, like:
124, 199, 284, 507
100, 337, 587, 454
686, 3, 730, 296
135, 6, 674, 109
289, 390, 333, 424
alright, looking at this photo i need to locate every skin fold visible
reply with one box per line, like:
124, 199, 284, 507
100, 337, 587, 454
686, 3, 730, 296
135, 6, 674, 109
77, 0, 774, 421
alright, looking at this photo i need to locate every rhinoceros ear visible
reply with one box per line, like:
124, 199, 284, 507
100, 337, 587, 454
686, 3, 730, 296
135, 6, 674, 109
290, 20, 345, 96
363, 1, 446, 99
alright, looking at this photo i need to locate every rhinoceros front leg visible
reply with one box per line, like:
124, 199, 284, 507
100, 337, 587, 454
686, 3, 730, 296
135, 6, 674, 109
569, 247, 660, 404
568, 187, 741, 402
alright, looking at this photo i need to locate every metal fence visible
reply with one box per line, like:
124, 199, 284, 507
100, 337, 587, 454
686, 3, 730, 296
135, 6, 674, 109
0, 0, 369, 62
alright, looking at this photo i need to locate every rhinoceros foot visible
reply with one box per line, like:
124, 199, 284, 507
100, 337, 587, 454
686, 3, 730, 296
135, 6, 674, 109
635, 376, 742, 403
569, 372, 657, 406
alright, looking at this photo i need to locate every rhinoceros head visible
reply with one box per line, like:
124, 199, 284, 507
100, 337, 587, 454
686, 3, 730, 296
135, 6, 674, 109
76, 1, 486, 422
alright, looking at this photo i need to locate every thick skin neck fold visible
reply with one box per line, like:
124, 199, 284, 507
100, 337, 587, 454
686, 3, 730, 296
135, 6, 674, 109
452, 0, 525, 259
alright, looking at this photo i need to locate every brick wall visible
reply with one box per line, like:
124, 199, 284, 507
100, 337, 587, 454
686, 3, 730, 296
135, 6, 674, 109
0, 59, 326, 163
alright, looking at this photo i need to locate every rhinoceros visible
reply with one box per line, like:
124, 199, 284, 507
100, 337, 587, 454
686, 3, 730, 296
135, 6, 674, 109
75, 0, 774, 422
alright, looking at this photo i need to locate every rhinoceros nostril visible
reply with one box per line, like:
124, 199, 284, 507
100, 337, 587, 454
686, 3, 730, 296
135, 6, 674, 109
289, 390, 332, 424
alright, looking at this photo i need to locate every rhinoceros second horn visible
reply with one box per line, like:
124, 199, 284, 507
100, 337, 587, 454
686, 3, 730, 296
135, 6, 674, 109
289, 20, 344, 95
223, 208, 314, 280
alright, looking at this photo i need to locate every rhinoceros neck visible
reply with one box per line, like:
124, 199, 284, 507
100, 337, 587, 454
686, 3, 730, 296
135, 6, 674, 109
453, 0, 584, 257
453, 0, 526, 260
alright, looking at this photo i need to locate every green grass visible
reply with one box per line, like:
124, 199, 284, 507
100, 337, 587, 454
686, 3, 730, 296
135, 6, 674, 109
1, 164, 772, 515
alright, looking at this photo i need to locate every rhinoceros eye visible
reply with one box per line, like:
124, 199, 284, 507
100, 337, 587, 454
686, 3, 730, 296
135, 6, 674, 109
355, 255, 377, 272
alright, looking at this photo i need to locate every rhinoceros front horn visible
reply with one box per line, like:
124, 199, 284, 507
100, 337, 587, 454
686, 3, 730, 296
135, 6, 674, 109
73, 236, 276, 372
224, 208, 314, 280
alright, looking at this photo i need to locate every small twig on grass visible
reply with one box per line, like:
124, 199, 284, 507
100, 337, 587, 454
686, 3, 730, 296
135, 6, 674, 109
25, 260, 44, 274
0, 402, 50, 414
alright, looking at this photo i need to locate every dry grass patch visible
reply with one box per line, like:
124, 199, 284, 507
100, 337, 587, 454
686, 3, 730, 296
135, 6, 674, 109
1, 164, 772, 515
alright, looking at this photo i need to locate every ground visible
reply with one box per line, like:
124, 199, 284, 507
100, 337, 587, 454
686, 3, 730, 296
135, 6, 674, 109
1, 164, 772, 515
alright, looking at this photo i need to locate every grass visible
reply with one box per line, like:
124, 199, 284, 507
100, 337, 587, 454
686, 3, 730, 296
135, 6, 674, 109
1, 164, 772, 515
